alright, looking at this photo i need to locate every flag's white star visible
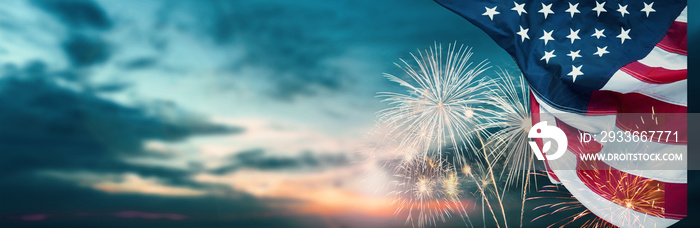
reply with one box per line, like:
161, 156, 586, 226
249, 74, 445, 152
617, 28, 631, 44
594, 46, 610, 57
539, 3, 554, 19
568, 65, 584, 83
483, 6, 500, 21
641, 2, 656, 17
511, 2, 527, 16
566, 29, 581, 44
617, 4, 629, 17
541, 50, 556, 64
540, 30, 554, 45
567, 50, 582, 61
565, 3, 580, 18
593, 1, 607, 17
517, 26, 530, 42
591, 28, 606, 39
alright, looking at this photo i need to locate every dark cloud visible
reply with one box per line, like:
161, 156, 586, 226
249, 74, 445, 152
93, 82, 131, 93
31, 0, 115, 68
119, 57, 158, 71
211, 149, 349, 174
62, 34, 112, 67
0, 62, 240, 181
31, 0, 112, 30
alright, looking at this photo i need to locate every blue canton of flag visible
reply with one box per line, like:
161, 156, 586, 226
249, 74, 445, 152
435, 0, 686, 113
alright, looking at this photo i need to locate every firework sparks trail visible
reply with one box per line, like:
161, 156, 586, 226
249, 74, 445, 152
474, 132, 507, 228
483, 70, 534, 227
485, 70, 532, 190
462, 162, 503, 228
527, 172, 614, 228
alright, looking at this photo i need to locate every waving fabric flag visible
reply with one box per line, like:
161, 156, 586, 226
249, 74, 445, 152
435, 0, 687, 227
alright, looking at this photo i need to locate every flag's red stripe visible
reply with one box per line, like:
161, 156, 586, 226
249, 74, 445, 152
586, 90, 687, 115
585, 91, 619, 115
556, 119, 687, 220
530, 92, 560, 182
620, 62, 687, 84
656, 21, 687, 56
586, 91, 687, 144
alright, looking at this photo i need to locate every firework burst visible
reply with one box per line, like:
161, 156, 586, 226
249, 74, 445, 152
378, 44, 507, 227
375, 43, 509, 227
377, 43, 498, 162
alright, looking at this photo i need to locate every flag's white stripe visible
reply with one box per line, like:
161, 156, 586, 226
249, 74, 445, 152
533, 93, 616, 133
676, 7, 687, 23
636, 80, 687, 106
539, 109, 681, 228
601, 71, 687, 106
595, 126, 687, 183
637, 46, 687, 70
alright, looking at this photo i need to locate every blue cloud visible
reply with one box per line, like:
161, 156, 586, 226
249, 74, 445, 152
210, 149, 350, 174
31, 0, 112, 30
62, 34, 112, 67
118, 57, 158, 71
150, 0, 503, 101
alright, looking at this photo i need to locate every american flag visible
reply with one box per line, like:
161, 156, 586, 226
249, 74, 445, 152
435, 0, 687, 227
